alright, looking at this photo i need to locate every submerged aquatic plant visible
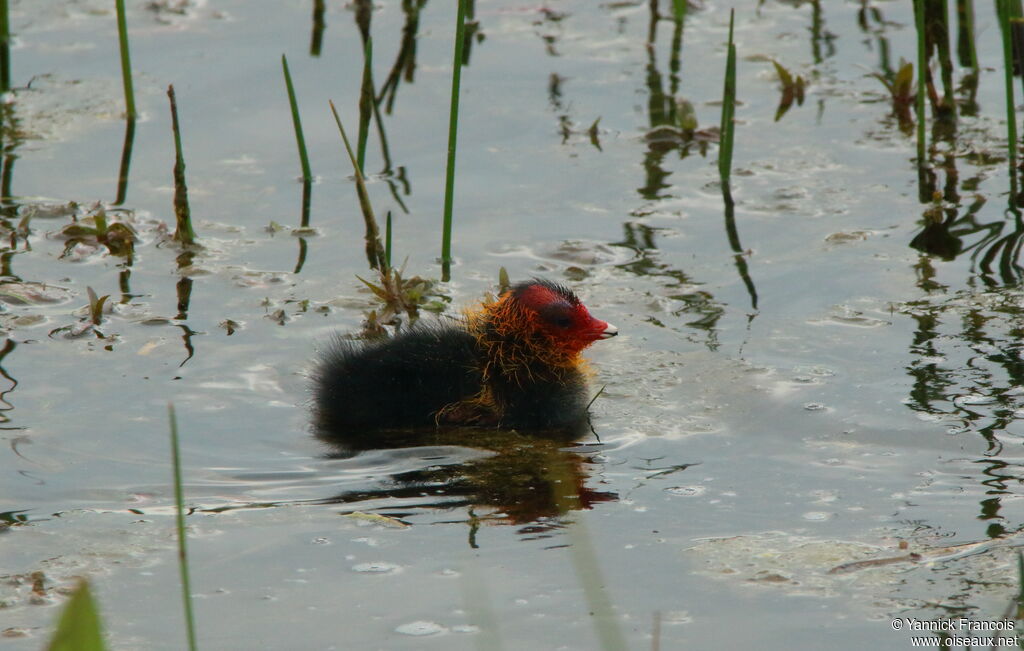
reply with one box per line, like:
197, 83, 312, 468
357, 264, 448, 338
85, 286, 109, 327
56, 205, 137, 259
48, 286, 113, 341
771, 60, 805, 121
871, 59, 916, 133
328, 102, 447, 336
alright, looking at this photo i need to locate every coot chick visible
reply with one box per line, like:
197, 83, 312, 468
312, 279, 617, 442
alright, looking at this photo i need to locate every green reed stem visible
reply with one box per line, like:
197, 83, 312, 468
357, 36, 374, 174
310, 0, 326, 57
167, 85, 196, 246
672, 0, 686, 22
329, 100, 387, 271
281, 54, 312, 183
548, 455, 628, 651
385, 210, 392, 268
168, 404, 198, 651
956, 0, 979, 71
114, 0, 136, 120
458, 554, 505, 650
441, 0, 469, 277
1015, 551, 1024, 618
717, 9, 736, 182
998, 0, 1020, 178
0, 0, 10, 94
914, 0, 927, 165
114, 109, 136, 206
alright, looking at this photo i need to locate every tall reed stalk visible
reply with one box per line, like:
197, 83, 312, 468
0, 0, 10, 94
281, 54, 312, 183
114, 114, 136, 205
385, 210, 392, 269
168, 404, 198, 651
998, 0, 1020, 183
441, 0, 469, 280
329, 100, 387, 271
358, 36, 374, 174
672, 0, 686, 22
548, 454, 628, 651
717, 9, 736, 182
914, 0, 927, 166
167, 86, 196, 246
114, 0, 136, 120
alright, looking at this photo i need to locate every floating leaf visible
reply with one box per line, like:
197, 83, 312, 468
343, 511, 409, 528
675, 98, 698, 131
0, 282, 73, 306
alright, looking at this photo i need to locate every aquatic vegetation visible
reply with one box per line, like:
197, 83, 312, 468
56, 205, 136, 259
45, 286, 112, 341
870, 59, 915, 133
441, 0, 470, 280
327, 100, 446, 335
356, 265, 447, 337
914, 0, 927, 164
997, 0, 1020, 186
357, 36, 374, 174
717, 9, 736, 183
168, 404, 198, 651
280, 54, 312, 184
671, 0, 687, 23
84, 286, 108, 327
771, 60, 806, 122
281, 52, 313, 245
114, 0, 135, 121
329, 100, 386, 272
167, 85, 196, 247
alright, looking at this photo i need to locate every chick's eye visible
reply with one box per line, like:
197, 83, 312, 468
539, 302, 575, 330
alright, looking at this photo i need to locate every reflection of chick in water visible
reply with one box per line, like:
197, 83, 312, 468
321, 430, 618, 528
311, 279, 617, 444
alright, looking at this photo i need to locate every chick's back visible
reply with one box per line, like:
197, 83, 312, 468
313, 325, 482, 435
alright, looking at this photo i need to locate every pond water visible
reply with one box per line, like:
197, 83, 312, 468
3, 0, 1024, 648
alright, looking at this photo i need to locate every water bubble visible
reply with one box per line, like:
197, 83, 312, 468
802, 511, 833, 521
351, 561, 402, 574
666, 485, 706, 497
954, 394, 996, 406
395, 621, 446, 636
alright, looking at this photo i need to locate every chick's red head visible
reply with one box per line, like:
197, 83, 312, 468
512, 280, 617, 354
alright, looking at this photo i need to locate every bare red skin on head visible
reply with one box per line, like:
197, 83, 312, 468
509, 283, 612, 355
